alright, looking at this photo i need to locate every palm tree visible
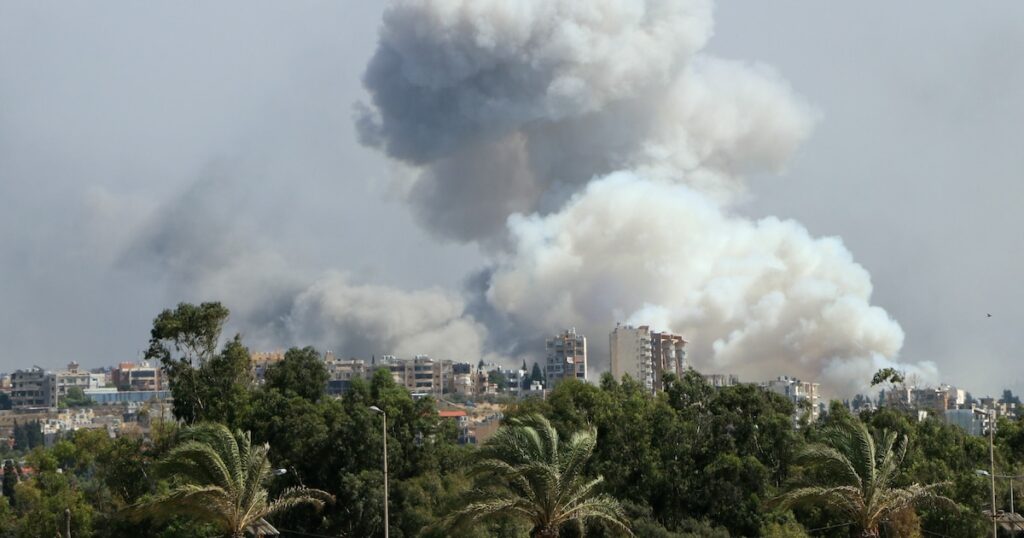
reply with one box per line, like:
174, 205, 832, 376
446, 414, 632, 537
134, 423, 333, 538
769, 420, 951, 537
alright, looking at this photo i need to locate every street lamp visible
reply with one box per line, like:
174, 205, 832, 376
369, 405, 389, 538
977, 470, 1024, 519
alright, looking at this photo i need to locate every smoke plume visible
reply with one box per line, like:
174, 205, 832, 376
351, 0, 937, 394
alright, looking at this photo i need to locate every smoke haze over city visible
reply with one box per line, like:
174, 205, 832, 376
2, 1, 1023, 397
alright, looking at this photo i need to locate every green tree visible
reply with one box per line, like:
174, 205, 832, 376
263, 346, 329, 402
135, 423, 333, 538
447, 414, 632, 537
769, 421, 951, 537
59, 386, 93, 408
531, 363, 545, 386
488, 369, 509, 392
197, 336, 253, 429
2, 460, 16, 499
145, 302, 230, 423
870, 368, 904, 387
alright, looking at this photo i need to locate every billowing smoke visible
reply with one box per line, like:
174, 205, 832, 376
125, 0, 934, 395
356, 0, 815, 242
485, 173, 936, 395
125, 170, 490, 363
281, 272, 489, 361
350, 0, 937, 394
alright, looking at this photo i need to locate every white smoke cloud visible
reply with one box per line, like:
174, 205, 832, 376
345, 0, 934, 394
485, 173, 936, 394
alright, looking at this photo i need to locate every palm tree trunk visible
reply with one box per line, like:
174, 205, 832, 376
532, 526, 560, 538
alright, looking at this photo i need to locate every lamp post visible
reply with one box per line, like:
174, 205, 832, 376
369, 406, 389, 538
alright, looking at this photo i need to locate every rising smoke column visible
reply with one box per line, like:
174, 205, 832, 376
356, 0, 938, 394
357, 0, 814, 242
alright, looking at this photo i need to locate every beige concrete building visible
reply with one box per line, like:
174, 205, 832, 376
650, 332, 687, 391
609, 324, 654, 391
545, 328, 587, 387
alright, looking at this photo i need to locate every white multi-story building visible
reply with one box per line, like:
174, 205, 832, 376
545, 329, 587, 387
55, 362, 103, 398
610, 324, 654, 391
704, 374, 740, 388
763, 376, 821, 425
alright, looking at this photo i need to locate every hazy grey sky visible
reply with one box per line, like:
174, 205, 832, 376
1, 1, 1020, 396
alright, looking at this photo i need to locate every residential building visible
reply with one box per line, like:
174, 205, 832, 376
382, 355, 453, 398
609, 324, 653, 391
545, 329, 587, 387
650, 331, 687, 391
911, 388, 949, 416
55, 362, 103, 398
11, 367, 57, 409
503, 368, 530, 397
251, 351, 285, 382
112, 361, 162, 391
703, 374, 740, 388
324, 357, 368, 395
763, 376, 821, 425
452, 374, 475, 397
945, 408, 988, 436
942, 384, 967, 409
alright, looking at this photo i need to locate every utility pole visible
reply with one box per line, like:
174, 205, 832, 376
64, 508, 71, 538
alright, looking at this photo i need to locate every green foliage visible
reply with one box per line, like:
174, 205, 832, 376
145, 302, 232, 423
531, 362, 545, 385
447, 414, 633, 537
12, 420, 43, 451
770, 420, 954, 536
488, 369, 509, 391
133, 423, 333, 537
871, 367, 905, 387
60, 386, 94, 408
7, 301, 996, 537
263, 346, 329, 402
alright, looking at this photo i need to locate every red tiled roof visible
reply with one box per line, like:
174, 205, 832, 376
438, 410, 467, 418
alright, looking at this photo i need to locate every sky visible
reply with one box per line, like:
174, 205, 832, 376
0, 1, 1021, 397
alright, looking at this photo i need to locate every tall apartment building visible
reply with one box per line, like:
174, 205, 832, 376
11, 367, 57, 409
650, 332, 687, 391
610, 324, 654, 391
545, 329, 587, 387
